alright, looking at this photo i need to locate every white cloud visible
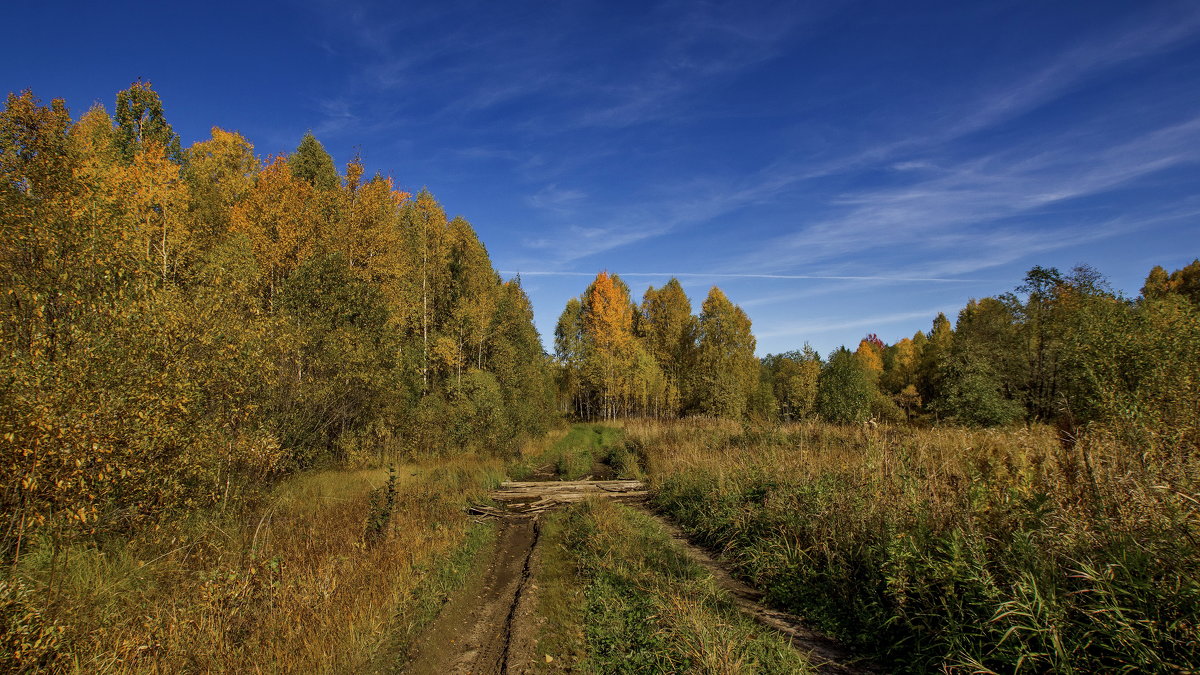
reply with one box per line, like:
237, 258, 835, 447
527, 184, 587, 212
740, 113, 1200, 273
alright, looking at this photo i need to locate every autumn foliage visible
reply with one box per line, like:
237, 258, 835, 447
556, 275, 757, 420
0, 85, 555, 556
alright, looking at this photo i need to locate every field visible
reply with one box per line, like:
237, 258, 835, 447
627, 419, 1200, 673
5, 420, 1197, 673
2, 456, 503, 673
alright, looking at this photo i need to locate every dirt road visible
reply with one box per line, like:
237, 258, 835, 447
404, 481, 644, 674
403, 514, 539, 675
402, 479, 874, 674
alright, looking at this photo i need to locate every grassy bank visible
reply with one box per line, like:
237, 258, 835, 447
1, 456, 503, 673
628, 419, 1200, 673
531, 499, 813, 674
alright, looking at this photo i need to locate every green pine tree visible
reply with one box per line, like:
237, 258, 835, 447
289, 131, 340, 190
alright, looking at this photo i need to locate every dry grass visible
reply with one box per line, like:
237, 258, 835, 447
517, 427, 570, 459
8, 455, 504, 673
627, 419, 1200, 672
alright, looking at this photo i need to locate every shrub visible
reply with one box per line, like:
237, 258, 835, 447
816, 348, 873, 424
0, 577, 66, 672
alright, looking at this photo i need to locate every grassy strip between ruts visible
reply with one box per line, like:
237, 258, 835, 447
529, 498, 814, 674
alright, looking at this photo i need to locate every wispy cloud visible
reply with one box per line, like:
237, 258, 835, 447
510, 103, 1199, 273
892, 160, 935, 172
568, 2, 838, 129
314, 0, 840, 139
739, 112, 1200, 274
759, 6, 1200, 193
527, 184, 587, 212
312, 98, 358, 137
505, 7, 1200, 272
510, 149, 861, 268
756, 306, 962, 340
520, 220, 673, 265
941, 5, 1200, 140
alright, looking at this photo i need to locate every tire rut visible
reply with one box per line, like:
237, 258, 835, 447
630, 504, 882, 674
403, 515, 539, 675
499, 518, 540, 675
405, 479, 878, 674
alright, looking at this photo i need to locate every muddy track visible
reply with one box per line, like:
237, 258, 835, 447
403, 479, 878, 674
404, 514, 540, 675
499, 517, 539, 674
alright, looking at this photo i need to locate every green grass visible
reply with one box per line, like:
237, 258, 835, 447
511, 424, 638, 480
532, 499, 813, 674
524, 514, 589, 670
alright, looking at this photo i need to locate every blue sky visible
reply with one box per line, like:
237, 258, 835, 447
6, 1, 1200, 356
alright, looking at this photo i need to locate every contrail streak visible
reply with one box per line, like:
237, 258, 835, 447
499, 271, 996, 283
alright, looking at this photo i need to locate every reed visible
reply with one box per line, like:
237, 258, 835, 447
629, 419, 1200, 673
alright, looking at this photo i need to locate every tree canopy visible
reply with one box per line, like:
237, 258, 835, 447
1, 84, 556, 545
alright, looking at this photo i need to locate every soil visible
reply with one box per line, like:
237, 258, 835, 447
403, 514, 540, 675
402, 479, 877, 674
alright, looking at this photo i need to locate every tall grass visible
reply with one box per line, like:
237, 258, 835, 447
629, 420, 1200, 673
2, 456, 504, 673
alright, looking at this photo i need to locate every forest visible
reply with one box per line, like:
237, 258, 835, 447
2, 83, 1198, 673
554, 262, 1200, 448
1, 83, 554, 554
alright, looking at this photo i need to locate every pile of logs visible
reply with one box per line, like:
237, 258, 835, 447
470, 479, 648, 517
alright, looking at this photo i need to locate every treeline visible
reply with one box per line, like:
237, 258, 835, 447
0, 84, 554, 548
554, 273, 758, 420
822, 263, 1200, 437
555, 263, 1200, 453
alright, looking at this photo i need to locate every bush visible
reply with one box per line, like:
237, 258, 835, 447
0, 577, 66, 672
870, 389, 906, 424
932, 351, 1024, 427
816, 348, 873, 424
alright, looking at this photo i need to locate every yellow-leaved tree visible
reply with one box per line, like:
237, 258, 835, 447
693, 286, 758, 419
230, 156, 320, 310
583, 271, 635, 419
